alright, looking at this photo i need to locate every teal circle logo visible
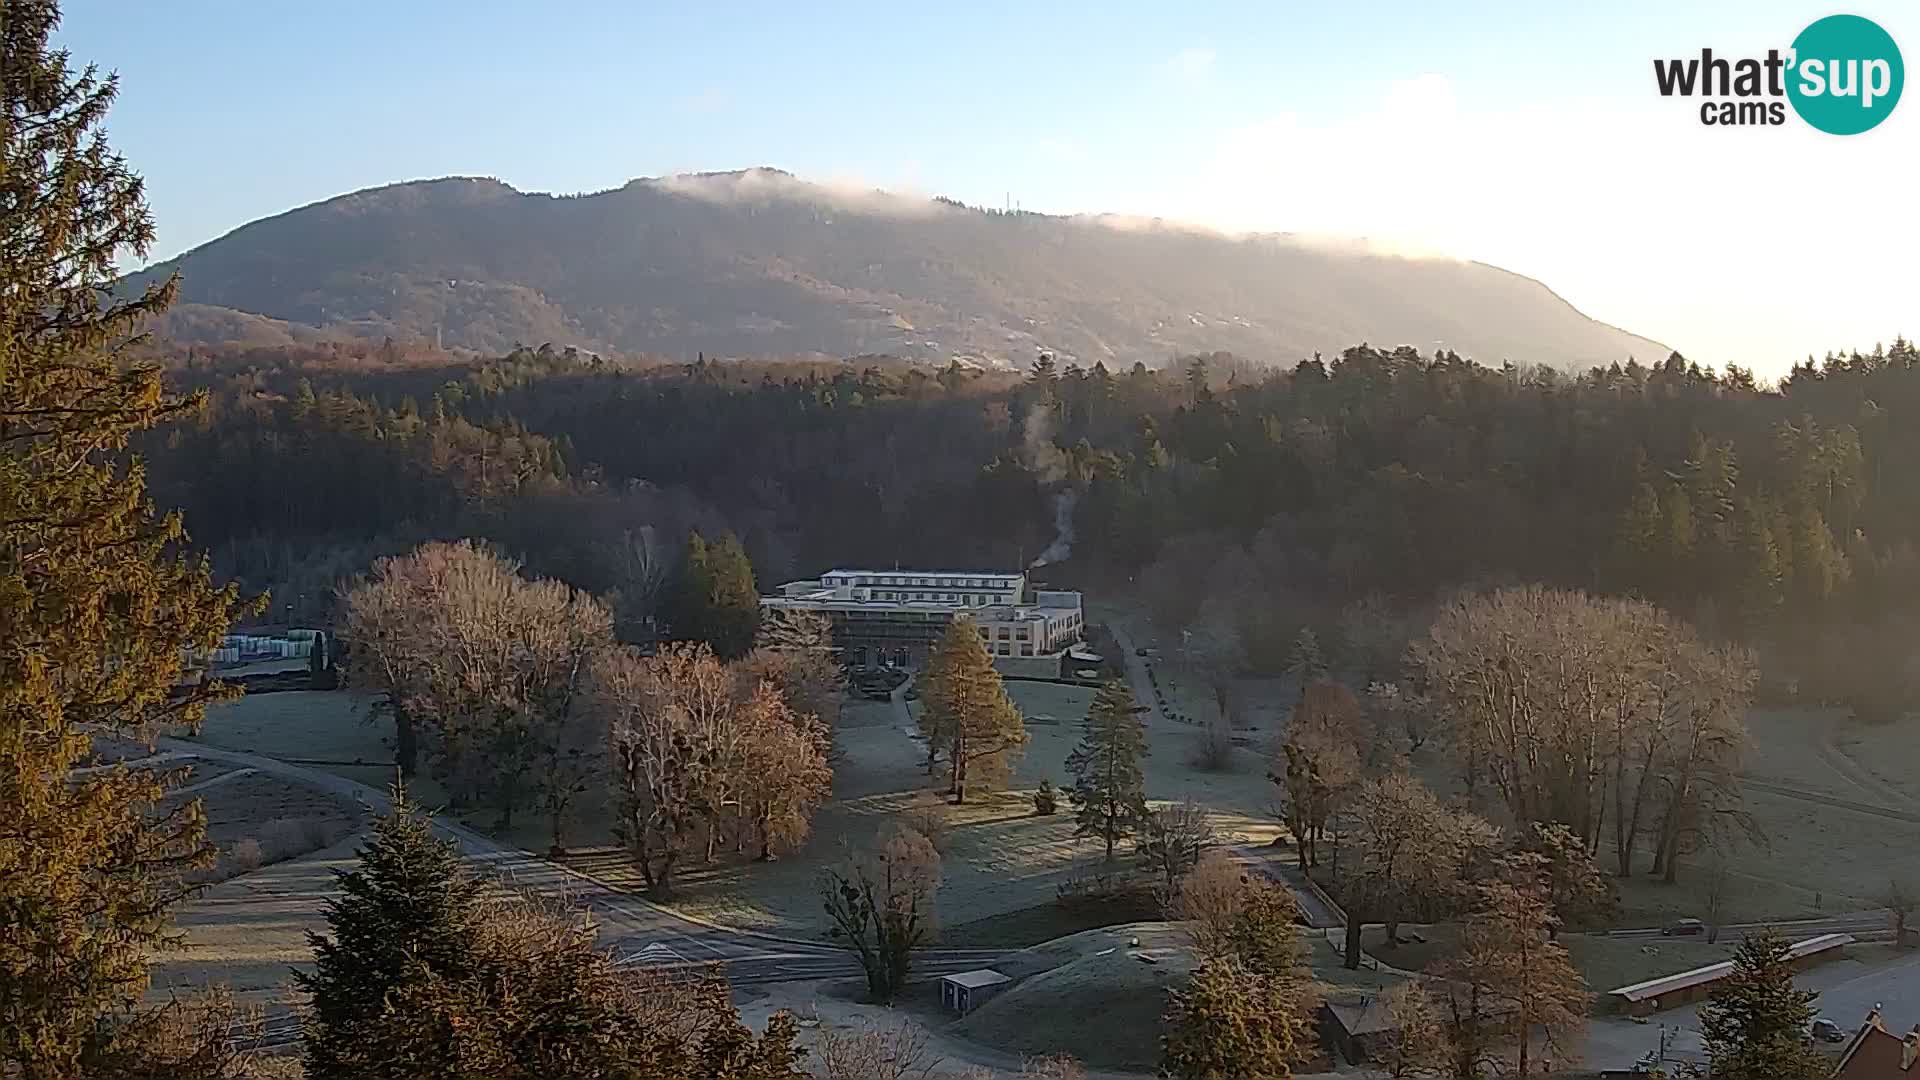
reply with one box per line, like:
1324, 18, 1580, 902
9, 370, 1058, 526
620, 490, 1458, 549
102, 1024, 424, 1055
1787, 14, 1904, 134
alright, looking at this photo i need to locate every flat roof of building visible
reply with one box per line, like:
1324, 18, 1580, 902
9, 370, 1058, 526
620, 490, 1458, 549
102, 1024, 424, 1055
824, 569, 1022, 579
764, 598, 1078, 616
940, 969, 1012, 989
1608, 933, 1852, 1002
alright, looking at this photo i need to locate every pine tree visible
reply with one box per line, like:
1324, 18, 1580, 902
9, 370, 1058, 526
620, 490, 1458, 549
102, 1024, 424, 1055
296, 789, 486, 1079
671, 530, 715, 644
920, 618, 1027, 803
299, 792, 811, 1079
704, 530, 761, 659
1065, 678, 1149, 860
670, 529, 760, 659
1284, 627, 1326, 690
1698, 930, 1826, 1080
1159, 956, 1311, 1080
1, 5, 246, 1074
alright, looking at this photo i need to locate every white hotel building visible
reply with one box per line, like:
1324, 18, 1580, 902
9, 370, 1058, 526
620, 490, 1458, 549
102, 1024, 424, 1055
760, 569, 1085, 674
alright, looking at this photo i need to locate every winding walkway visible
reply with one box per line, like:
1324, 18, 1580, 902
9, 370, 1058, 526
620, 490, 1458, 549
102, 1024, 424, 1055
147, 735, 1003, 983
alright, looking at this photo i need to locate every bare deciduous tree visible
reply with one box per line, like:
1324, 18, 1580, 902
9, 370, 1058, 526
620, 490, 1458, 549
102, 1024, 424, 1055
1371, 982, 1450, 1080
1434, 854, 1589, 1080
820, 826, 942, 1003
1138, 799, 1218, 904
596, 642, 732, 894
1271, 681, 1365, 870
1409, 586, 1756, 884
602, 524, 668, 642
1697, 856, 1734, 943
815, 1020, 940, 1080
1340, 773, 1470, 969
341, 541, 614, 840
1172, 849, 1253, 957
1886, 879, 1917, 948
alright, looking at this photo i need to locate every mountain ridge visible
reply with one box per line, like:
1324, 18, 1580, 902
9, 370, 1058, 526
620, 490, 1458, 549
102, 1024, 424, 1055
131, 168, 1671, 370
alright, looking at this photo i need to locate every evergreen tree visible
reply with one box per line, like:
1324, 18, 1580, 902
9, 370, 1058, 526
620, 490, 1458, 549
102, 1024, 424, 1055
1, 5, 246, 1074
704, 530, 762, 659
1284, 628, 1326, 690
299, 792, 809, 1079
1698, 930, 1826, 1080
920, 618, 1027, 802
307, 629, 334, 689
671, 530, 715, 644
1160, 956, 1311, 1080
1065, 679, 1149, 860
297, 788, 486, 1078
670, 529, 760, 659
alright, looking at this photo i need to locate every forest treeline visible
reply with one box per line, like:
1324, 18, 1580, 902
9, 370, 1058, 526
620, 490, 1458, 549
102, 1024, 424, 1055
145, 336, 1920, 700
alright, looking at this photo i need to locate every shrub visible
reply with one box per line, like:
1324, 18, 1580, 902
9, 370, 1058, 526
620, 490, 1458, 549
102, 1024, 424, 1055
227, 838, 264, 873
1032, 778, 1059, 816
898, 795, 951, 854
1188, 716, 1237, 772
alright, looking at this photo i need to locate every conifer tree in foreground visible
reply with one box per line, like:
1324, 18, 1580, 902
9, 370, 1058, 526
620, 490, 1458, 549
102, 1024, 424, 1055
1698, 929, 1826, 1080
1066, 678, 1149, 860
300, 791, 810, 1079
1, 3, 247, 1074
918, 618, 1028, 802
296, 788, 485, 1078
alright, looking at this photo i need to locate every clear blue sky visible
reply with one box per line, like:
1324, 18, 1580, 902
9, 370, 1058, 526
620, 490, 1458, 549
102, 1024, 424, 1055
57, 1, 1915, 375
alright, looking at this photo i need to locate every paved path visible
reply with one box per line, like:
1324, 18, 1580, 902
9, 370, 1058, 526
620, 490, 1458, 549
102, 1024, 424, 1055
1106, 622, 1172, 730
148, 737, 1004, 983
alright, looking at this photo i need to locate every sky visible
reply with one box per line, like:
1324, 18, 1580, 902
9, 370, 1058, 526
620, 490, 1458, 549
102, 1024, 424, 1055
57, 1, 1916, 377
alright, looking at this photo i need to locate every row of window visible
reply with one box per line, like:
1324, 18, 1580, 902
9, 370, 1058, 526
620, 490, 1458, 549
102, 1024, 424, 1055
828, 574, 1016, 589
871, 590, 994, 604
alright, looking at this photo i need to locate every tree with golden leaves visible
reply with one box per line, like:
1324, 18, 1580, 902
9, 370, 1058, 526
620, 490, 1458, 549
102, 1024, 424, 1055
920, 617, 1027, 802
1432, 854, 1588, 1079
2, 3, 250, 1074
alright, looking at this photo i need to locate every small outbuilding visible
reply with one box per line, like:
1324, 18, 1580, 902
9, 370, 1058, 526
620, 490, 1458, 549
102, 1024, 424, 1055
1606, 932, 1852, 1015
940, 969, 1012, 1015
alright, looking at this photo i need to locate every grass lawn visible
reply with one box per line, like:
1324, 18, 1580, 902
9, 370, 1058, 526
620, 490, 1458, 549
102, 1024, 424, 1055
1561, 934, 1739, 994
951, 922, 1192, 1072
176, 668, 1920, 945
940, 892, 1163, 949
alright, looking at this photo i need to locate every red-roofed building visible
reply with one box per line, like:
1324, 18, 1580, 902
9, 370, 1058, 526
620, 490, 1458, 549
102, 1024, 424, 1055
1833, 1006, 1920, 1079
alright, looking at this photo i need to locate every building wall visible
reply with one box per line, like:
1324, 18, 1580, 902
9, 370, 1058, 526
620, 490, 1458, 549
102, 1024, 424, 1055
991, 654, 1065, 679
763, 569, 1084, 670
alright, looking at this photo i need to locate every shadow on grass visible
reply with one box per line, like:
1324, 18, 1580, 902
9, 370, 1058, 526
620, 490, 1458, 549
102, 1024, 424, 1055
939, 893, 1161, 949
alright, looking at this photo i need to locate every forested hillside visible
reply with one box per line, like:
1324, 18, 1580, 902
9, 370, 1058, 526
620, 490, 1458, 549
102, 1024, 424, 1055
126, 169, 1667, 372
149, 338, 1919, 707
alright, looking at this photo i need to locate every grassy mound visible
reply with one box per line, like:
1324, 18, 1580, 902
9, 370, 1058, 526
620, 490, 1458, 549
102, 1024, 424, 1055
954, 923, 1193, 1071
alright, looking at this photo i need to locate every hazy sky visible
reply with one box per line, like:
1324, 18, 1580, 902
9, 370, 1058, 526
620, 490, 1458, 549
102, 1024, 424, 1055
58, 1, 1915, 377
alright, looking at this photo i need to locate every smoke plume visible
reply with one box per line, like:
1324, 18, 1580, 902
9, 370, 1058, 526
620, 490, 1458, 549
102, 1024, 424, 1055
1023, 403, 1075, 568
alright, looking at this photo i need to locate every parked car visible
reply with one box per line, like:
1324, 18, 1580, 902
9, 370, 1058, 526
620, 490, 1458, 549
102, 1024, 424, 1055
1135, 647, 1150, 657
1661, 918, 1705, 936
1811, 1017, 1846, 1043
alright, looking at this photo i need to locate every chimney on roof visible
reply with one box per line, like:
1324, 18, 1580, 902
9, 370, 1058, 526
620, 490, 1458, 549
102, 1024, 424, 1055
1870, 1004, 1886, 1030
1904, 1025, 1920, 1070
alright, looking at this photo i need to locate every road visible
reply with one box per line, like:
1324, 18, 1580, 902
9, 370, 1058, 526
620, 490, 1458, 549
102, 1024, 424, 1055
1586, 942, 1920, 1071
149, 736, 1005, 983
